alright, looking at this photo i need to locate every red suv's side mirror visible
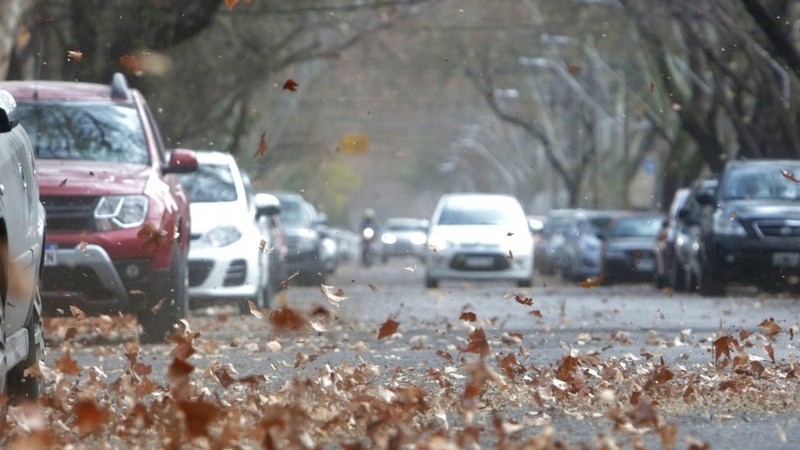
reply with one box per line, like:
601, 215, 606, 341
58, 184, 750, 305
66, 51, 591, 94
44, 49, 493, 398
163, 148, 198, 174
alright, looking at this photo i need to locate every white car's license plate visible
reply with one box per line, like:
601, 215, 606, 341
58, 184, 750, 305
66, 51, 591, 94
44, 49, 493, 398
44, 244, 58, 266
634, 258, 655, 271
772, 252, 800, 267
465, 256, 494, 268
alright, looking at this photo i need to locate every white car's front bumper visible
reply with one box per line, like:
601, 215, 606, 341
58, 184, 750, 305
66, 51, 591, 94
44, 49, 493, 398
187, 239, 264, 305
425, 248, 533, 281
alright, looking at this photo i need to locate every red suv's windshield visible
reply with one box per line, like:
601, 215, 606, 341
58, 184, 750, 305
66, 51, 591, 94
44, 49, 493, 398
17, 102, 149, 165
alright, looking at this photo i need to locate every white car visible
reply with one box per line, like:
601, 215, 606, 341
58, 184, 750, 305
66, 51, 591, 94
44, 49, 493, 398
0, 90, 46, 410
424, 193, 534, 288
179, 151, 270, 312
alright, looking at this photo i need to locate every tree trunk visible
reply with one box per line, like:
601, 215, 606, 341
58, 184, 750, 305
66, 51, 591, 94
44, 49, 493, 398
0, 0, 30, 80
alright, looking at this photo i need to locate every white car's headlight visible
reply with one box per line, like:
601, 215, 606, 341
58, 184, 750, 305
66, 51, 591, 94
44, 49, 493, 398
712, 210, 747, 236
95, 195, 148, 230
204, 225, 242, 247
381, 233, 397, 245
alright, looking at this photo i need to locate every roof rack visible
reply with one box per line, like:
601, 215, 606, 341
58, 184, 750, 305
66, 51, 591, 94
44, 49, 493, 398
110, 72, 132, 101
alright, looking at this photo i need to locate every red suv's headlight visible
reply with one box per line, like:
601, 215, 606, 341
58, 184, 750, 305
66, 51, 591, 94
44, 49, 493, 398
94, 195, 148, 230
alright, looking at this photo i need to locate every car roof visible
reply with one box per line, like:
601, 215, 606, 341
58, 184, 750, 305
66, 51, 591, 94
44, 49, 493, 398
0, 79, 132, 103
726, 159, 800, 169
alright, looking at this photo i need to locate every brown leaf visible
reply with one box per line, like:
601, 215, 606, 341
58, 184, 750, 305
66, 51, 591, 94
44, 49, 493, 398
460, 311, 477, 321
649, 79, 656, 94
58, 178, 68, 188
713, 334, 737, 364
579, 276, 603, 288
280, 271, 300, 290
65, 327, 77, 341
461, 328, 491, 358
69, 305, 86, 321
436, 350, 453, 363
167, 358, 195, 386
137, 222, 169, 251
283, 78, 299, 91
758, 317, 781, 337
268, 307, 310, 333
224, 0, 239, 10
169, 330, 197, 360
56, 348, 80, 376
73, 399, 108, 436
378, 317, 399, 339
151, 297, 165, 314
255, 132, 268, 157
67, 50, 83, 62
556, 355, 580, 382
119, 55, 141, 76
780, 169, 800, 183
178, 399, 221, 438
247, 299, 264, 318
514, 294, 533, 306
764, 343, 776, 363
368, 283, 378, 292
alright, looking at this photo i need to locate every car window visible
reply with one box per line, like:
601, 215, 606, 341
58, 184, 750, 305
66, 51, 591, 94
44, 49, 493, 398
438, 199, 524, 226
279, 198, 312, 228
721, 166, 800, 200
609, 216, 662, 238
179, 163, 237, 202
18, 102, 149, 164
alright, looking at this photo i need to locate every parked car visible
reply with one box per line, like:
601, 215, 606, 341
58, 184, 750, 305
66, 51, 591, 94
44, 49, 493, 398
269, 191, 335, 284
0, 90, 46, 408
687, 159, 800, 296
654, 188, 691, 290
254, 192, 288, 295
380, 217, 428, 262
678, 176, 719, 292
179, 151, 272, 312
424, 193, 534, 288
330, 228, 360, 263
535, 209, 579, 275
599, 212, 664, 284
1, 73, 198, 344
559, 210, 621, 282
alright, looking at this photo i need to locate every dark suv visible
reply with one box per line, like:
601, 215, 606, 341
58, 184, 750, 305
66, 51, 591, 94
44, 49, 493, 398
688, 159, 800, 295
0, 74, 198, 343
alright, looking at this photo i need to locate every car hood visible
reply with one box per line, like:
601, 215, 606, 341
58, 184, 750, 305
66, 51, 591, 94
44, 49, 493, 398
37, 159, 152, 196
190, 201, 251, 234
721, 199, 800, 219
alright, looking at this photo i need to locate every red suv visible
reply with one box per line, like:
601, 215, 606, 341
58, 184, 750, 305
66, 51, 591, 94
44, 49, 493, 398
0, 74, 198, 343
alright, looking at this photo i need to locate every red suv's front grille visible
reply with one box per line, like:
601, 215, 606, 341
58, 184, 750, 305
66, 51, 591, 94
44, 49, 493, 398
41, 195, 98, 232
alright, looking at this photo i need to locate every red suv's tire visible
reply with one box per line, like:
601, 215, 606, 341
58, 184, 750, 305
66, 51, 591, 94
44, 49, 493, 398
138, 245, 188, 344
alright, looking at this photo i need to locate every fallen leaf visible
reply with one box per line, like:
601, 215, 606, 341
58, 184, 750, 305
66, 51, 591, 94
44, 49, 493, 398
280, 271, 300, 289
247, 299, 264, 319
73, 399, 108, 436
650, 79, 656, 93
69, 305, 86, 320
67, 50, 83, 62
268, 307, 310, 333
320, 284, 347, 306
378, 318, 399, 339
255, 132, 268, 157
178, 399, 221, 438
461, 328, 491, 358
58, 178, 68, 188
579, 276, 603, 288
283, 78, 299, 91
167, 358, 195, 386
713, 334, 737, 364
460, 312, 477, 322
65, 327, 77, 341
780, 169, 800, 183
514, 294, 533, 306
56, 349, 80, 376
368, 284, 378, 292
758, 318, 781, 337
224, 0, 239, 10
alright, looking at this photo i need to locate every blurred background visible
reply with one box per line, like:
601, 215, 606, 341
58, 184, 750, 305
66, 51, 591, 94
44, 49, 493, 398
3, 0, 799, 228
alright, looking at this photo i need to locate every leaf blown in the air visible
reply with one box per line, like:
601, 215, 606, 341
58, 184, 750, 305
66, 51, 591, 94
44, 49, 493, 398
780, 169, 800, 183
283, 78, 299, 91
255, 132, 268, 157
378, 317, 399, 339
461, 328, 491, 358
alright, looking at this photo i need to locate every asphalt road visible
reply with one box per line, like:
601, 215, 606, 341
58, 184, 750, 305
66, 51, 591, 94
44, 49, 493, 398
46, 258, 800, 448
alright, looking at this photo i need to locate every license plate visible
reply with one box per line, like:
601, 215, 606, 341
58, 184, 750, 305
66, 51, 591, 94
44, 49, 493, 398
44, 244, 58, 266
465, 256, 494, 268
634, 258, 655, 271
772, 252, 800, 267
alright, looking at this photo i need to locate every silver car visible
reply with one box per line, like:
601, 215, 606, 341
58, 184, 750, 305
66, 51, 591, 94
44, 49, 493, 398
0, 90, 46, 411
424, 193, 534, 288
